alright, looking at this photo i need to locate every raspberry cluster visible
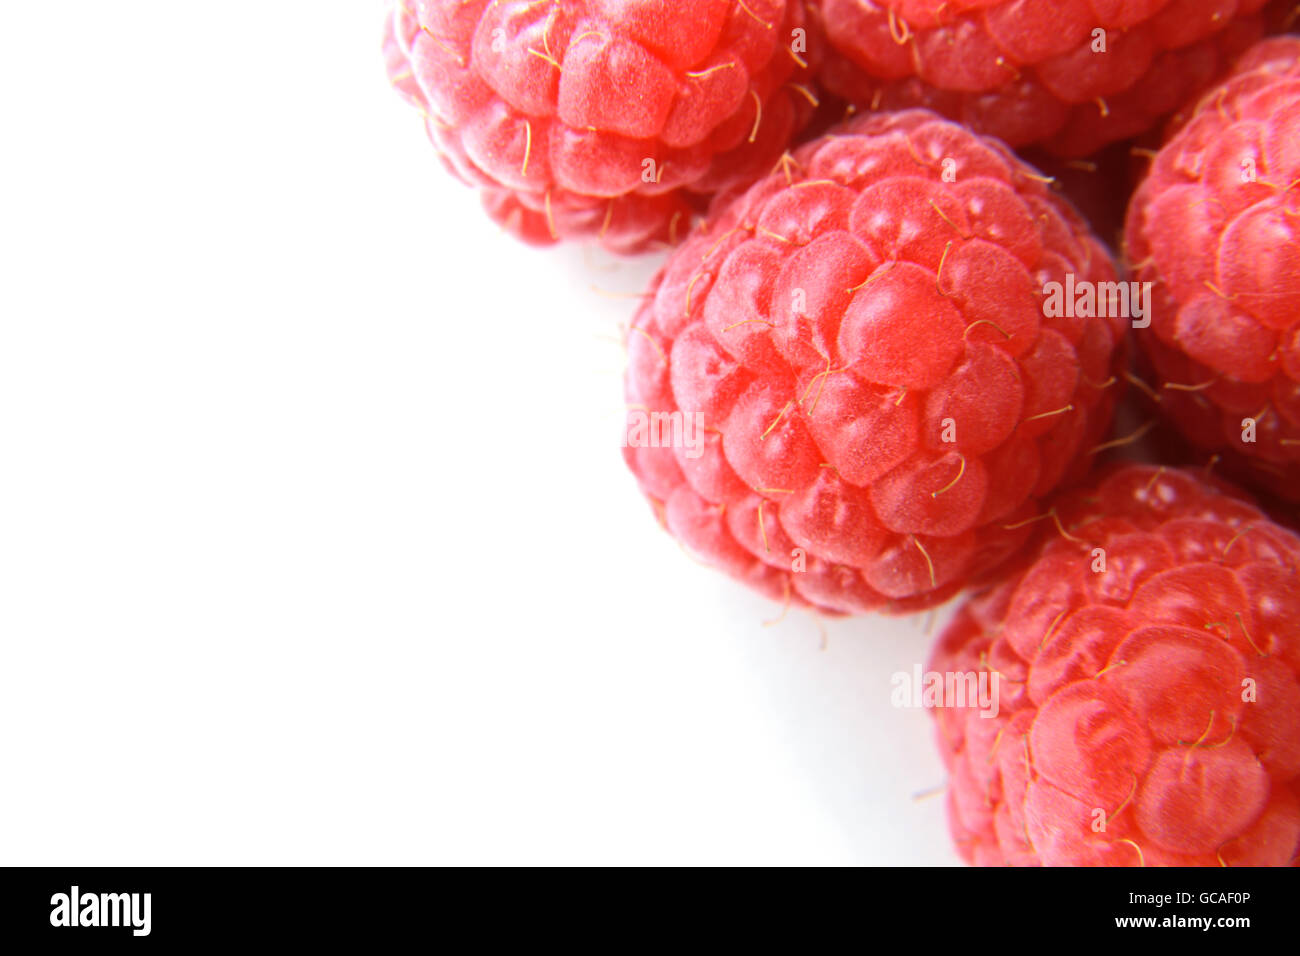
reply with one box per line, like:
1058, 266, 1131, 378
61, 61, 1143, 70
1125, 37, 1300, 502
931, 465, 1300, 866
382, 4, 1300, 866
384, 0, 818, 251
814, 0, 1277, 157
623, 110, 1124, 614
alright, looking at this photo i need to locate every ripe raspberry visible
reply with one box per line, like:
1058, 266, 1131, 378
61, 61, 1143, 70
1124, 37, 1300, 502
930, 465, 1300, 866
622, 110, 1125, 615
813, 0, 1276, 157
384, 0, 819, 253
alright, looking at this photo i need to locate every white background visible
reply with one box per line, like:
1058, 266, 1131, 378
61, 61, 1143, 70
0, 2, 958, 865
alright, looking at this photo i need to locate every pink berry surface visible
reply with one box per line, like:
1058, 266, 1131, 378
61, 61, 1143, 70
931, 465, 1300, 866
623, 109, 1126, 615
814, 0, 1277, 157
384, 0, 820, 251
1125, 37, 1300, 502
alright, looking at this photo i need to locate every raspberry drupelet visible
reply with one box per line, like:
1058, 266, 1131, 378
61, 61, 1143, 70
622, 110, 1126, 615
1125, 37, 1300, 503
384, 0, 820, 252
930, 464, 1300, 866
813, 0, 1278, 158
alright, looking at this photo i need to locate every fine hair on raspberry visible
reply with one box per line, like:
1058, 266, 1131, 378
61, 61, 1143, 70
813, 0, 1281, 157
623, 109, 1126, 615
930, 464, 1300, 866
1125, 36, 1300, 502
383, 0, 821, 251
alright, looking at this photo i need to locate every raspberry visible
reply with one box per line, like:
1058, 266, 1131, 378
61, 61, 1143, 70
384, 0, 819, 252
813, 0, 1276, 157
1124, 37, 1300, 502
930, 465, 1300, 866
622, 110, 1125, 615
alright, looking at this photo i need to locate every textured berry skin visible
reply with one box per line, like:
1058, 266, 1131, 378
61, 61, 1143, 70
813, 0, 1275, 157
623, 110, 1124, 615
384, 0, 819, 252
931, 465, 1300, 866
1125, 38, 1300, 503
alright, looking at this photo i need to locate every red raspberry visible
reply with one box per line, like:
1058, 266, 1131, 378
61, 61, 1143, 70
1124, 37, 1300, 503
622, 110, 1125, 615
813, 0, 1276, 157
384, 1, 819, 253
930, 465, 1300, 866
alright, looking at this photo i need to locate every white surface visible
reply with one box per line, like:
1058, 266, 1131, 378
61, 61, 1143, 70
0, 2, 960, 866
